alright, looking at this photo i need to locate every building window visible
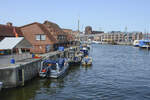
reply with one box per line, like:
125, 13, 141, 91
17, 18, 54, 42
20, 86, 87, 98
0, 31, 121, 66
41, 35, 46, 40
36, 34, 46, 40
36, 35, 41, 40
57, 35, 67, 41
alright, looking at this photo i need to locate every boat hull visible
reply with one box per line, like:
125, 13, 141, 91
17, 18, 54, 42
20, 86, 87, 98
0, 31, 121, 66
139, 46, 150, 49
69, 61, 81, 66
134, 45, 139, 47
82, 63, 92, 66
81, 61, 92, 66
39, 72, 47, 78
81, 56, 92, 66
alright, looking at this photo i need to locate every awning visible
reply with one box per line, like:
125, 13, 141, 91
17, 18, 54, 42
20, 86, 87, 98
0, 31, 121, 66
0, 37, 32, 50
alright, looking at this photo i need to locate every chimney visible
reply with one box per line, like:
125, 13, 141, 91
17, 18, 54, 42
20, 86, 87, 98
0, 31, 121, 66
6, 22, 13, 27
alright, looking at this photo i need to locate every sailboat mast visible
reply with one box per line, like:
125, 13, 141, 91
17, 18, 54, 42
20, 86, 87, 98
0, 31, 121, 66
78, 19, 80, 32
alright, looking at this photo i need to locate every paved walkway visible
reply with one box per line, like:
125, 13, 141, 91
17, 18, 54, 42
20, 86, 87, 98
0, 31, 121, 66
0, 53, 33, 68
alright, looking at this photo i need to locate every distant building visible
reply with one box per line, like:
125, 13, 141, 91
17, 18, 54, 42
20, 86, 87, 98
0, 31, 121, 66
85, 26, 104, 35
85, 26, 92, 34
92, 31, 104, 34
99, 31, 143, 43
141, 33, 150, 40
62, 29, 75, 41
62, 29, 73, 34
109, 31, 122, 34
0, 22, 23, 41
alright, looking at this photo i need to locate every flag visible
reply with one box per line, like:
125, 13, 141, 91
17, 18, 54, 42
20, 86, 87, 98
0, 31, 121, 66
13, 27, 18, 38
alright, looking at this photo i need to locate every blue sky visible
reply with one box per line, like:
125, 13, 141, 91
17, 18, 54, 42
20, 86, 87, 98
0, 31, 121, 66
0, 0, 150, 32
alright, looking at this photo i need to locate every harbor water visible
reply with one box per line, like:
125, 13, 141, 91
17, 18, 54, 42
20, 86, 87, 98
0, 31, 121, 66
1, 44, 150, 100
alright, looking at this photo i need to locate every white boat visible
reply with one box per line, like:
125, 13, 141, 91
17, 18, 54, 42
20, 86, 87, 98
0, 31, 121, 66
39, 58, 69, 78
92, 41, 100, 44
82, 56, 92, 66
0, 82, 3, 91
133, 40, 140, 47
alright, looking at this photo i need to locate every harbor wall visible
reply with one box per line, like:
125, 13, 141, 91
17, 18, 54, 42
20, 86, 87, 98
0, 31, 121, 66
0, 67, 18, 88
0, 59, 41, 88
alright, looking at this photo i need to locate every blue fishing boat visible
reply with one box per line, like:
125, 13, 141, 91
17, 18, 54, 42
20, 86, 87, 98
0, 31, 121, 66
39, 58, 69, 78
139, 40, 150, 48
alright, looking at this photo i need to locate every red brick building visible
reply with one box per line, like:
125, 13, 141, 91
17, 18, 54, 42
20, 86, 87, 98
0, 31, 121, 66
21, 21, 69, 53
62, 29, 75, 41
0, 22, 23, 41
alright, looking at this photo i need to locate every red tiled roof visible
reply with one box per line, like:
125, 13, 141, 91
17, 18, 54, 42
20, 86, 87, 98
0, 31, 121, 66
0, 24, 23, 37
43, 21, 67, 36
37, 23, 58, 43
20, 22, 39, 28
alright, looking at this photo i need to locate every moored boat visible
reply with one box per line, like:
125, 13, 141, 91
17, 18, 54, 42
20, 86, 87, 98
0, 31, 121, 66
92, 41, 100, 44
39, 58, 69, 78
139, 40, 150, 49
82, 56, 92, 66
68, 47, 82, 66
69, 56, 82, 66
133, 40, 140, 47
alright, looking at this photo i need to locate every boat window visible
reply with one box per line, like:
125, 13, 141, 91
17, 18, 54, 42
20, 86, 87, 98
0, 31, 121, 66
145, 42, 150, 45
143, 41, 150, 45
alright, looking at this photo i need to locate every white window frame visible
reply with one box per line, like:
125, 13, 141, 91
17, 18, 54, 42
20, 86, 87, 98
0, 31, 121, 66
36, 35, 41, 40
41, 35, 46, 40
36, 34, 46, 41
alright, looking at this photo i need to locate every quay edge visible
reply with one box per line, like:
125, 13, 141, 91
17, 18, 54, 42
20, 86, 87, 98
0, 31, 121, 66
0, 59, 42, 88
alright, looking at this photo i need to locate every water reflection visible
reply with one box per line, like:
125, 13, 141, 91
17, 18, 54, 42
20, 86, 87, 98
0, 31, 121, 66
81, 65, 92, 71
